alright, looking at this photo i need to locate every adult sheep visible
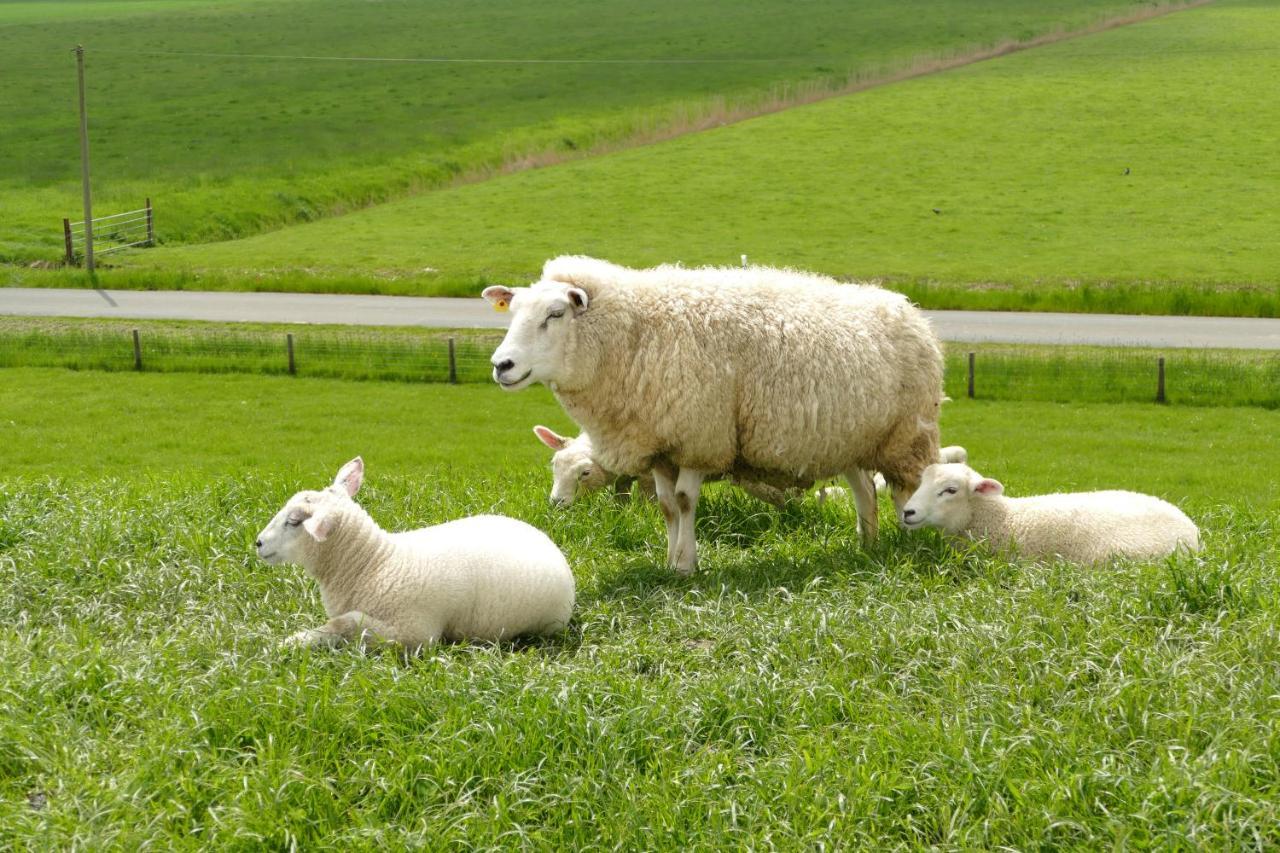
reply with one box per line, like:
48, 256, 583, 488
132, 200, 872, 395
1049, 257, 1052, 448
484, 256, 943, 573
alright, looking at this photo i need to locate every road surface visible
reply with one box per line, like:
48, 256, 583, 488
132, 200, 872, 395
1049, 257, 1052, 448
2, 287, 1278, 349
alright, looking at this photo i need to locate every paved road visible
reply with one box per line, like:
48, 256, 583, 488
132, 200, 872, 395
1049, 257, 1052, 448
3, 287, 1279, 349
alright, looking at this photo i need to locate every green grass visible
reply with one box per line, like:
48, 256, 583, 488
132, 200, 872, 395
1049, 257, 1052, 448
2, 316, 1278, 408
2, 368, 1279, 846
1, 0, 1168, 263
57, 0, 1279, 317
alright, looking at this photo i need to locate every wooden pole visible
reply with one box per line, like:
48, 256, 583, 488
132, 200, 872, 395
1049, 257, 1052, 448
132, 329, 142, 371
62, 218, 74, 265
1156, 356, 1166, 403
286, 333, 296, 375
447, 337, 457, 384
74, 45, 94, 274
145, 197, 154, 246
967, 352, 975, 399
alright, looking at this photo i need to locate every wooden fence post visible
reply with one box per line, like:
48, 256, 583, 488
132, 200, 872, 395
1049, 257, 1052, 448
447, 337, 457, 384
286, 333, 295, 375
1156, 356, 1166, 403
63, 218, 75, 265
132, 329, 142, 371
145, 197, 154, 246
967, 352, 975, 399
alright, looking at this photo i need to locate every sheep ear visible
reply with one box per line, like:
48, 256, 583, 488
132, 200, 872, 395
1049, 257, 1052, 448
302, 507, 335, 542
567, 287, 589, 313
973, 478, 1004, 496
333, 456, 364, 497
533, 425, 568, 451
482, 285, 515, 312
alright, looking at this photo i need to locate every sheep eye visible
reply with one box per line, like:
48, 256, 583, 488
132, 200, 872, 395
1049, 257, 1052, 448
285, 516, 303, 528
940, 487, 958, 496
540, 309, 566, 329
580, 468, 592, 479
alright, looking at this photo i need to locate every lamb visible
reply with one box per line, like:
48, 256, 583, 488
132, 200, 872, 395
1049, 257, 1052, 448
533, 424, 841, 508
255, 456, 575, 650
484, 255, 943, 573
900, 462, 1200, 563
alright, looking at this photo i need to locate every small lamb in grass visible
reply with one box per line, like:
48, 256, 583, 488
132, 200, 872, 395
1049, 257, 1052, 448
256, 457, 575, 651
901, 462, 1200, 563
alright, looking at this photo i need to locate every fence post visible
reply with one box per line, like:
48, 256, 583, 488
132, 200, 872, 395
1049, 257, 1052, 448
145, 197, 154, 246
447, 337, 457, 384
1156, 356, 1166, 404
286, 333, 295, 375
967, 352, 975, 399
62, 219, 75, 265
132, 329, 142, 371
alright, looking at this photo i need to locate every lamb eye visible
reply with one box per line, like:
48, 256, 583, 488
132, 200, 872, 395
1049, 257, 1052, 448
580, 468, 592, 479
285, 517, 303, 528
940, 486, 958, 496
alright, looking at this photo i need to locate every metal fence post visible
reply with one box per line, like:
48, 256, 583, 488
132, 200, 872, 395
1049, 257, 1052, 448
132, 329, 142, 371
1156, 356, 1166, 403
967, 352, 975, 399
447, 337, 457, 384
145, 197, 154, 246
286, 333, 295, 375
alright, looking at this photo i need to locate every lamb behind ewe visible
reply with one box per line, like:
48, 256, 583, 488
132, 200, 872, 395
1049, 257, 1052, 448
256, 457, 575, 650
901, 462, 1200, 563
486, 255, 943, 573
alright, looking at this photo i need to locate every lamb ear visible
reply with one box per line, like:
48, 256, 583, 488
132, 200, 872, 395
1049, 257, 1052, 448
567, 287, 589, 313
972, 477, 1004, 496
533, 425, 568, 451
482, 285, 515, 312
302, 507, 336, 542
333, 456, 363, 497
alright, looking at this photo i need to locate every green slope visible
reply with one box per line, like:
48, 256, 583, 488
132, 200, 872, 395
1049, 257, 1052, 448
2, 0, 1190, 261
82, 0, 1279, 316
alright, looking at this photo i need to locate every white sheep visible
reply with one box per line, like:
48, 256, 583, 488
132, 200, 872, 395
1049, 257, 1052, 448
901, 462, 1200, 563
255, 457, 575, 650
875, 445, 968, 494
485, 255, 943, 573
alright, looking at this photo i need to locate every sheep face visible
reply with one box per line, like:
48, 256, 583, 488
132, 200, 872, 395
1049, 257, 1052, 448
901, 462, 1004, 534
534, 426, 604, 506
484, 281, 588, 392
255, 457, 364, 564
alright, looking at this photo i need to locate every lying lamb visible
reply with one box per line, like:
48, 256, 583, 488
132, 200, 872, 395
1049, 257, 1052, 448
256, 456, 575, 650
901, 462, 1200, 563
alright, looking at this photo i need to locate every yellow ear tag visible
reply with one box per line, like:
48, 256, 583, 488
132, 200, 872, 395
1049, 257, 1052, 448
494, 299, 509, 312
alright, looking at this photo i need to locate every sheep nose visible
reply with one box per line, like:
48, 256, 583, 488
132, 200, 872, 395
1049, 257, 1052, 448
255, 538, 263, 548
902, 508, 916, 519
493, 358, 515, 373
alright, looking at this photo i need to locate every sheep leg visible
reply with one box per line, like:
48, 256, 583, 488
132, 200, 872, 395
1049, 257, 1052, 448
845, 469, 879, 542
281, 611, 403, 651
671, 468, 705, 575
651, 466, 681, 568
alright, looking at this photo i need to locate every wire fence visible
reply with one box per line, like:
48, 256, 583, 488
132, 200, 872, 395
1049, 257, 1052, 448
0, 321, 1276, 408
63, 200, 154, 264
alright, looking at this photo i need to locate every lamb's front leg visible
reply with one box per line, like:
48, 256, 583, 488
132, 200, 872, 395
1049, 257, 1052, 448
651, 466, 681, 568
671, 468, 705, 575
281, 611, 403, 650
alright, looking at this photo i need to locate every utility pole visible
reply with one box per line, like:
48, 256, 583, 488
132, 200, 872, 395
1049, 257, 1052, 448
75, 44, 94, 273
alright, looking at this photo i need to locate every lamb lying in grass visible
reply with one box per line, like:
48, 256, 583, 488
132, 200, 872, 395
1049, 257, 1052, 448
255, 457, 575, 651
901, 462, 1200, 563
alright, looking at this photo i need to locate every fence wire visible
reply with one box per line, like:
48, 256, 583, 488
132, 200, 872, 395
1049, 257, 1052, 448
0, 323, 1276, 408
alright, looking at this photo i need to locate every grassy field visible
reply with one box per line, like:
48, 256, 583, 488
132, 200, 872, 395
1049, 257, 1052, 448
2, 368, 1278, 846
0, 0, 1169, 264
49, 0, 1277, 317
2, 315, 1279, 409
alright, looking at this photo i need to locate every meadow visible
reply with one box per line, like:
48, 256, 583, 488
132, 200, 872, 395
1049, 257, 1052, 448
2, 367, 1279, 846
46, 0, 1274, 317
0, 0, 1168, 263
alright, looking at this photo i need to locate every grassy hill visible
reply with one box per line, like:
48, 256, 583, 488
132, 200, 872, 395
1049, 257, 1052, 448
50, 0, 1280, 317
2, 367, 1278, 846
1, 0, 1194, 263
